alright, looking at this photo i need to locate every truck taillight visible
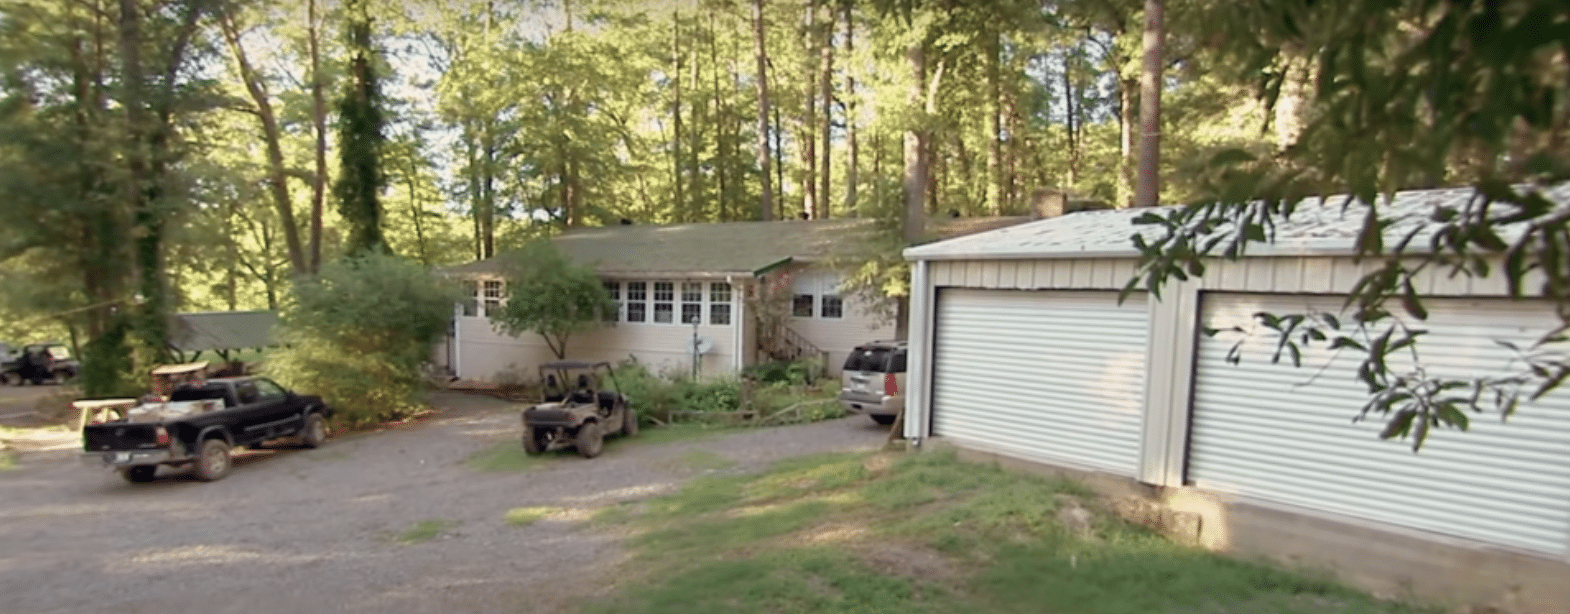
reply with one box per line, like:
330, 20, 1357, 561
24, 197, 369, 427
884, 373, 899, 396
155, 426, 170, 447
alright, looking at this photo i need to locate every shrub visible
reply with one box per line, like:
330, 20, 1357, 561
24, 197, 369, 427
265, 253, 460, 428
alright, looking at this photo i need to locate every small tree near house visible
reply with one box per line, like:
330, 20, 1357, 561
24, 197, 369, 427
488, 241, 616, 360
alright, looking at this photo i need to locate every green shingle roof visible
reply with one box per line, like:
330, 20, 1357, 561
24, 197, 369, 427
444, 216, 1031, 279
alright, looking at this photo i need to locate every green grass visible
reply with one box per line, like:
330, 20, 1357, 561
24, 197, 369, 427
582, 450, 1434, 614
395, 519, 453, 545
0, 450, 15, 471
504, 506, 556, 527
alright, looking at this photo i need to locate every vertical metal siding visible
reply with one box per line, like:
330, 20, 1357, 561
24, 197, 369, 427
931, 289, 1148, 476
1190, 293, 1570, 557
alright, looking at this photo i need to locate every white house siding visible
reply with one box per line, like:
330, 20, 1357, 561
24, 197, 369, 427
1189, 292, 1570, 557
780, 266, 896, 373
454, 316, 738, 382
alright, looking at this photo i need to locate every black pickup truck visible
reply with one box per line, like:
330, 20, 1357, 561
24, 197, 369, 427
80, 377, 330, 483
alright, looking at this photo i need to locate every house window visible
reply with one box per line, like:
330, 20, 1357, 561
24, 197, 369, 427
653, 281, 674, 323
709, 282, 732, 325
483, 280, 504, 315
792, 294, 815, 317
603, 281, 621, 322
821, 294, 844, 319
680, 282, 703, 324
459, 280, 479, 317
626, 281, 647, 322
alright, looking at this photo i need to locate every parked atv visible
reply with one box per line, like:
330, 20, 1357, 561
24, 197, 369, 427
520, 360, 637, 458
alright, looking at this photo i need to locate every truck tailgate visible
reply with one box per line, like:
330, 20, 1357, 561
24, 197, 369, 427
83, 424, 162, 451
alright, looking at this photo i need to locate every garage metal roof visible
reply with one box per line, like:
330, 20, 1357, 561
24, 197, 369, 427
904, 184, 1570, 261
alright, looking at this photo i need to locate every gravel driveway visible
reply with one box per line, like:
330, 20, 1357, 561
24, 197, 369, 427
0, 392, 888, 614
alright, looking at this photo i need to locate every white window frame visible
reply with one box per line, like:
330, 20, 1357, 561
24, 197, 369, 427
652, 281, 675, 324
482, 280, 504, 316
709, 282, 732, 325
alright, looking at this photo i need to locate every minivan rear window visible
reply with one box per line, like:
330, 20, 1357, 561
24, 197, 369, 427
843, 347, 892, 372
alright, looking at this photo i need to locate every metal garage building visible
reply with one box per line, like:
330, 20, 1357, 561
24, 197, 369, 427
901, 185, 1570, 610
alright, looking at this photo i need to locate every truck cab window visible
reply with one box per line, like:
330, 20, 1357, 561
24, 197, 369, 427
235, 382, 260, 404
254, 379, 286, 399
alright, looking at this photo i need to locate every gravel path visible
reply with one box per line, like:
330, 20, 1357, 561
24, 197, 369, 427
0, 392, 888, 614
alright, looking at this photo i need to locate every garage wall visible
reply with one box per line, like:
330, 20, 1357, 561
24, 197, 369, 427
1190, 293, 1570, 557
930, 289, 1148, 476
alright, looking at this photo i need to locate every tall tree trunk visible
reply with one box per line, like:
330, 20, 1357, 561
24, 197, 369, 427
671, 11, 685, 221
1064, 51, 1079, 188
985, 28, 1003, 215
406, 154, 429, 265
842, 0, 858, 215
801, 0, 818, 219
902, 40, 927, 244
335, 0, 388, 255
752, 0, 773, 220
818, 1, 833, 219
710, 9, 729, 221
219, 10, 306, 276
688, 26, 704, 221
307, 0, 327, 272
772, 76, 786, 217
1134, 0, 1164, 208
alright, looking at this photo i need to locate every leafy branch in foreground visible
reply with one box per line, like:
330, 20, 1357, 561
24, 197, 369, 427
1128, 1, 1570, 450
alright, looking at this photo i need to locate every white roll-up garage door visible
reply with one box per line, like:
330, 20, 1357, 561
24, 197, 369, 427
1190, 293, 1570, 556
931, 289, 1148, 476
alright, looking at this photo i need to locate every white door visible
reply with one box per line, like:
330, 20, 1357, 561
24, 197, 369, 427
1189, 293, 1570, 556
930, 289, 1148, 476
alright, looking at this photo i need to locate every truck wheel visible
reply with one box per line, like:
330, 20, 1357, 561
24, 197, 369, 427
300, 414, 327, 449
193, 439, 232, 482
120, 466, 157, 483
522, 426, 547, 455
621, 407, 639, 436
575, 421, 604, 459
0, 372, 15, 386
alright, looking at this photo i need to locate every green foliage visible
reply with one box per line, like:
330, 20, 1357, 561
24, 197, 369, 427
1131, 0, 1570, 449
265, 253, 458, 428
588, 450, 1427, 614
504, 506, 555, 527
334, 0, 388, 257
487, 241, 615, 359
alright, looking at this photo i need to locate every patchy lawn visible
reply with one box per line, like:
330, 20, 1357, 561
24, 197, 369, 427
393, 519, 455, 545
583, 450, 1434, 614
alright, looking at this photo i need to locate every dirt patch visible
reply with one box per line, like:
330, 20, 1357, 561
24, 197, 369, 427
851, 539, 965, 584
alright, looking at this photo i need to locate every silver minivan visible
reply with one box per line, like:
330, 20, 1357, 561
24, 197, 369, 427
837, 341, 907, 426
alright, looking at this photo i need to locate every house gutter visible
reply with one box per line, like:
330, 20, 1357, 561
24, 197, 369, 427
750, 256, 795, 276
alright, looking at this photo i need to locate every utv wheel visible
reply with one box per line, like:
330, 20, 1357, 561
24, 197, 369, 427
120, 465, 157, 483
575, 421, 604, 459
300, 414, 327, 449
621, 407, 639, 437
193, 439, 232, 482
871, 414, 897, 426
522, 426, 547, 456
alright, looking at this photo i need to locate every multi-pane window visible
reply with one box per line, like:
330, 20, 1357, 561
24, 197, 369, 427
626, 282, 648, 322
680, 282, 703, 324
459, 280, 479, 317
792, 294, 815, 317
820, 294, 844, 319
603, 281, 621, 322
483, 280, 504, 315
709, 282, 732, 325
653, 282, 674, 323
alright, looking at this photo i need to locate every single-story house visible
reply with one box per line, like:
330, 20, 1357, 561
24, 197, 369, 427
438, 215, 1029, 383
900, 184, 1570, 611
